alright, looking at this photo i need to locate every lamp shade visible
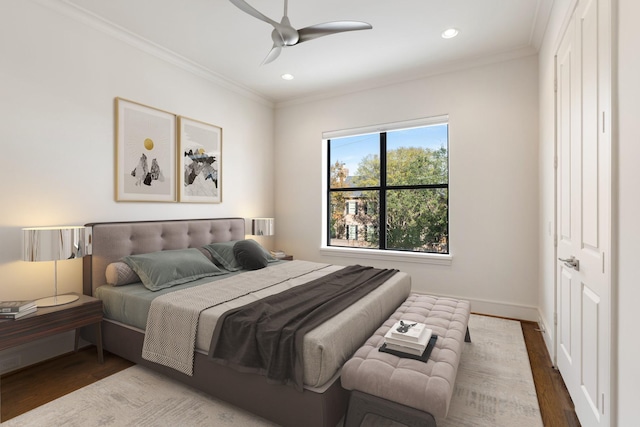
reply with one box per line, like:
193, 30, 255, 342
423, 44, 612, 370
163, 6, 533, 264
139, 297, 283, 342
251, 218, 274, 236
23, 226, 89, 262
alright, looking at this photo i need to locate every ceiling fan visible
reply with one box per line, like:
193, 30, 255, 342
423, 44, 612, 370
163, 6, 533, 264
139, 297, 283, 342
229, 0, 372, 64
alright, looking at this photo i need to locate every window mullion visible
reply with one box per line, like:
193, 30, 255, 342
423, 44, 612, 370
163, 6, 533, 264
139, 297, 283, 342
379, 132, 387, 250
326, 140, 332, 246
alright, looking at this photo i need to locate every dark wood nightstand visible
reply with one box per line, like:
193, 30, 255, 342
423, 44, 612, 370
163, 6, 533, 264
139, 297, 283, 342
0, 293, 103, 363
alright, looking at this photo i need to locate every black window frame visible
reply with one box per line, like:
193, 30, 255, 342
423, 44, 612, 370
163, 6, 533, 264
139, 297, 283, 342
326, 125, 449, 254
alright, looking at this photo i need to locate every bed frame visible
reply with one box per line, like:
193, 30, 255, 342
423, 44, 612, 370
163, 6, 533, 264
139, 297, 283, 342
81, 218, 349, 427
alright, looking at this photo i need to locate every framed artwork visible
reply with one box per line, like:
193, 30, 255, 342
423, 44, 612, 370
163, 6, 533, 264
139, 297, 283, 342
115, 98, 177, 202
178, 116, 222, 203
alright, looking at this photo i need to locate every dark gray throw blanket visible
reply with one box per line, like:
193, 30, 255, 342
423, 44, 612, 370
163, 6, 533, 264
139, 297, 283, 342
208, 265, 398, 391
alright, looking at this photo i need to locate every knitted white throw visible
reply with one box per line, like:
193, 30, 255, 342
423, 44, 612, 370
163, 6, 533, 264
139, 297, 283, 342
142, 261, 330, 375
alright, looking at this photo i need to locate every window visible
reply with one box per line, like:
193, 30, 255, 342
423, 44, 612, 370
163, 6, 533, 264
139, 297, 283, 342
347, 225, 358, 240
326, 117, 449, 254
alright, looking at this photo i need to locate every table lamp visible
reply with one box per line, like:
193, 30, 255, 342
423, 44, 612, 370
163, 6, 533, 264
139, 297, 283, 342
251, 218, 274, 236
23, 226, 89, 307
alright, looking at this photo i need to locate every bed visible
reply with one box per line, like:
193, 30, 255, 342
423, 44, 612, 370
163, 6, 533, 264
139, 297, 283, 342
81, 218, 411, 427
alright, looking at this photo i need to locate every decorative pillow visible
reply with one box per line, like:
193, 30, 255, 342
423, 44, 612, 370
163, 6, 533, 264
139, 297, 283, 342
203, 241, 242, 271
196, 247, 214, 262
204, 239, 277, 271
250, 239, 278, 263
233, 239, 269, 270
105, 261, 140, 286
122, 248, 226, 291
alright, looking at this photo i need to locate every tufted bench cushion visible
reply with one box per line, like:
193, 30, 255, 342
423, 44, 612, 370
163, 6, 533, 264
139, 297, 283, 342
340, 293, 471, 422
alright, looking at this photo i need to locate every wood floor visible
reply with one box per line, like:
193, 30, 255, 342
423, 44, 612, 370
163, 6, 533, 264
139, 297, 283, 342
1, 321, 580, 426
0, 348, 134, 422
521, 321, 581, 427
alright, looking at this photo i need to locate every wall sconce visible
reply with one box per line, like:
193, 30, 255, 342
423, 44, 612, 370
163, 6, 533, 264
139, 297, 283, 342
23, 226, 89, 307
251, 218, 274, 236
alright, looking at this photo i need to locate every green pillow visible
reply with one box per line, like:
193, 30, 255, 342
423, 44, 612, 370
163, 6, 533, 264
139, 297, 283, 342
203, 241, 242, 271
203, 239, 277, 271
122, 248, 226, 291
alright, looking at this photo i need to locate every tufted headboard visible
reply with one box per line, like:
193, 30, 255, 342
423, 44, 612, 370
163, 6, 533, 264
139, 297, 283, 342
82, 218, 246, 295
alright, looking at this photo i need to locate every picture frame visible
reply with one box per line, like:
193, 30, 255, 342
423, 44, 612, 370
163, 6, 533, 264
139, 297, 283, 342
178, 116, 222, 203
115, 98, 177, 202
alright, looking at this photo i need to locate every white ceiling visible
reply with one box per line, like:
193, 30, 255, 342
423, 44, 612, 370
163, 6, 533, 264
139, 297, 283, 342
62, 0, 553, 104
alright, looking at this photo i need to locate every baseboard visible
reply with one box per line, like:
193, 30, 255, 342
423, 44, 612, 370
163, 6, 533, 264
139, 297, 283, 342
412, 291, 540, 321
537, 308, 555, 365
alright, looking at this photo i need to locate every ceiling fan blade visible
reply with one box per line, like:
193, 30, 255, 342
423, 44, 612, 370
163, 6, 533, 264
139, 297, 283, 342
262, 45, 282, 65
297, 21, 372, 44
229, 0, 283, 31
230, 0, 298, 46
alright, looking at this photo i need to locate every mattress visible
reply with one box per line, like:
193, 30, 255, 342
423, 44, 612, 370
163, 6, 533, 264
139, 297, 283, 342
96, 260, 411, 388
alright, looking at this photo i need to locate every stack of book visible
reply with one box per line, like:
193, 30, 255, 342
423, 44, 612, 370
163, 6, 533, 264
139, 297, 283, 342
381, 320, 435, 358
0, 300, 37, 319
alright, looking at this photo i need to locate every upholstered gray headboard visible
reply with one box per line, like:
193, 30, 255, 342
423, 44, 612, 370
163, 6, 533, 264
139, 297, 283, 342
83, 218, 246, 295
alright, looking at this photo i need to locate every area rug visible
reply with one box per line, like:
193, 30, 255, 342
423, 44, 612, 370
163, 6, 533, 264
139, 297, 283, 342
1, 315, 543, 427
438, 314, 543, 427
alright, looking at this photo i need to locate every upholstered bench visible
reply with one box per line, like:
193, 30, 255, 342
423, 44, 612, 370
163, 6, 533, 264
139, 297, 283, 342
340, 294, 471, 427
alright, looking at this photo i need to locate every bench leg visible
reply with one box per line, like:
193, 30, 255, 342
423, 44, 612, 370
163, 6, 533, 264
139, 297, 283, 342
344, 390, 437, 427
465, 326, 471, 343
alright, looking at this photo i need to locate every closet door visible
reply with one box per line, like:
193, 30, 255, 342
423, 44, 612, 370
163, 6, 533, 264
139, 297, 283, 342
556, 9, 579, 400
555, 0, 611, 426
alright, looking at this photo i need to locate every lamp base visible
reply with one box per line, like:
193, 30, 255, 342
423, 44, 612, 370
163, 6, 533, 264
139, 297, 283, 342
35, 294, 80, 307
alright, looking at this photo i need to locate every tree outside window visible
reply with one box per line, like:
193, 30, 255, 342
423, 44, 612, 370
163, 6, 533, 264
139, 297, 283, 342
327, 121, 449, 254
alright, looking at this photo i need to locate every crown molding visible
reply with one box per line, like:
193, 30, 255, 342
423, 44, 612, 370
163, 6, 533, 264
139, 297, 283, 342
276, 45, 538, 109
529, 0, 554, 49
32, 0, 274, 108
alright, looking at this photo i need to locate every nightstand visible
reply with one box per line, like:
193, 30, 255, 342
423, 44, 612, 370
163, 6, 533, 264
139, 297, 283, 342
0, 293, 103, 363
281, 255, 293, 261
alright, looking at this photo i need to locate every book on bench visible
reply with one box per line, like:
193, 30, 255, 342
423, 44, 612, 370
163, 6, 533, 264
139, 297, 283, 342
384, 321, 432, 349
380, 335, 438, 362
388, 320, 429, 342
379, 320, 437, 361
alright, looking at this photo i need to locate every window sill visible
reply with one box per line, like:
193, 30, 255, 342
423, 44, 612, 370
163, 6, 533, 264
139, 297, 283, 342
319, 246, 452, 266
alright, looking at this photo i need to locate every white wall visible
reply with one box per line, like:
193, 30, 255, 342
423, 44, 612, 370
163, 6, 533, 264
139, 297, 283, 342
275, 56, 540, 320
0, 0, 274, 369
616, 0, 640, 423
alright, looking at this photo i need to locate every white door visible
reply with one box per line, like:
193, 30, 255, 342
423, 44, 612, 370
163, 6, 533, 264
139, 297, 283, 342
555, 0, 611, 426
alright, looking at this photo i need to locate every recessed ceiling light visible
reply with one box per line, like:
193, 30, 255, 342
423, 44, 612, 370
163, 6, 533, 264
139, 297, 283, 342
441, 28, 459, 39
281, 73, 294, 81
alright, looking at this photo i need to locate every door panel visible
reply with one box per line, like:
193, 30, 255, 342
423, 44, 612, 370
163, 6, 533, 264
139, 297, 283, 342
581, 0, 600, 248
581, 283, 600, 417
556, 10, 578, 393
559, 268, 573, 363
558, 37, 573, 244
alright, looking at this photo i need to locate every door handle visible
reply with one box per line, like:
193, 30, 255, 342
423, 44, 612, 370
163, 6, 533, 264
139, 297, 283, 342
558, 256, 580, 271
